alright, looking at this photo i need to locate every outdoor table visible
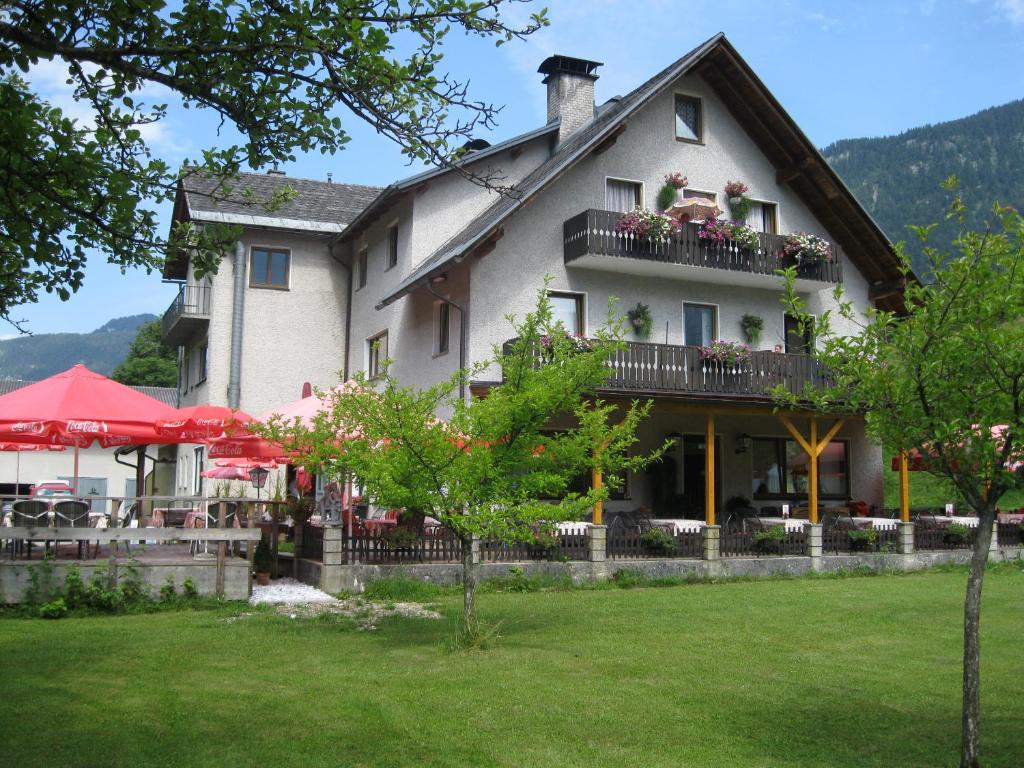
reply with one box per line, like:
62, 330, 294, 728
755, 516, 806, 533
854, 517, 900, 531
649, 518, 705, 534
363, 518, 397, 532
556, 521, 592, 534
929, 515, 980, 528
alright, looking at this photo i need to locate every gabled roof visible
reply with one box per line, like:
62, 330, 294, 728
338, 119, 561, 244
165, 171, 382, 279
378, 33, 907, 312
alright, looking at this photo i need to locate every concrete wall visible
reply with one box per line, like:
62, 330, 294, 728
467, 69, 874, 378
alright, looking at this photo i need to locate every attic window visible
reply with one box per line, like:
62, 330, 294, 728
675, 95, 702, 143
250, 247, 290, 289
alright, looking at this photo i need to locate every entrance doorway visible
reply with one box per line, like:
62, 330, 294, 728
680, 434, 721, 519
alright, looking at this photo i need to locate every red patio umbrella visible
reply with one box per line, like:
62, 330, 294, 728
155, 405, 254, 441
0, 442, 67, 494
201, 465, 250, 480
0, 363, 178, 489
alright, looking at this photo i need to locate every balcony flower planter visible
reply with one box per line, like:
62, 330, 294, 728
615, 207, 681, 244
782, 232, 833, 269
700, 340, 753, 372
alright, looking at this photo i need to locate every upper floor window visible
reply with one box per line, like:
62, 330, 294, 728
674, 94, 702, 143
250, 247, 290, 289
357, 247, 368, 290
385, 224, 399, 271
784, 313, 814, 354
745, 201, 778, 234
683, 302, 717, 347
549, 292, 584, 336
197, 345, 208, 384
367, 331, 388, 379
434, 301, 450, 356
605, 178, 642, 213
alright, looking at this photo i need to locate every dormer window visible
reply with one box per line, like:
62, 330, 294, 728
674, 94, 702, 143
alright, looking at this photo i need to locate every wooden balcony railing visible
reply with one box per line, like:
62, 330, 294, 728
506, 338, 835, 401
563, 209, 843, 284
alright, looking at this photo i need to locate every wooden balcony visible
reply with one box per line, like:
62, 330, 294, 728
507, 339, 835, 403
161, 284, 211, 347
563, 209, 843, 286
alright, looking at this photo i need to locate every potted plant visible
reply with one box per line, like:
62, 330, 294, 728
615, 207, 681, 243
700, 340, 753, 371
724, 180, 752, 220
740, 314, 763, 347
656, 172, 689, 210
640, 527, 677, 556
253, 536, 273, 585
697, 217, 759, 251
781, 232, 833, 267
627, 302, 653, 338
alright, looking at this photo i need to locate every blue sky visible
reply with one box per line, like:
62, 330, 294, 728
11, 0, 1024, 336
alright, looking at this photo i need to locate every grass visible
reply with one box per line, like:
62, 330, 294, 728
1, 566, 1023, 767
882, 449, 1024, 510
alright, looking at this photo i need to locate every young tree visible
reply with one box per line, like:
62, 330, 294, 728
111, 319, 177, 386
260, 288, 664, 629
0, 0, 548, 325
776, 180, 1023, 768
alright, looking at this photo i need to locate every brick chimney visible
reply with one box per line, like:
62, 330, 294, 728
538, 55, 602, 145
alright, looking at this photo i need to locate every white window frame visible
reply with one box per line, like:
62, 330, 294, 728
433, 300, 451, 357
682, 300, 719, 347
192, 446, 204, 496
604, 176, 644, 211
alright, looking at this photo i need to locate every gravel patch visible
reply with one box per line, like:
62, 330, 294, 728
250, 578, 339, 605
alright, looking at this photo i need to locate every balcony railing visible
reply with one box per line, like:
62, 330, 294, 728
564, 209, 843, 284
161, 284, 211, 346
506, 338, 834, 401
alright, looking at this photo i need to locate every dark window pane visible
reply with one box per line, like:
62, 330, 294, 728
358, 249, 367, 288
784, 313, 813, 354
251, 249, 269, 284
675, 95, 700, 141
684, 303, 715, 346
387, 226, 398, 269
437, 303, 450, 354
270, 251, 288, 285
752, 439, 782, 495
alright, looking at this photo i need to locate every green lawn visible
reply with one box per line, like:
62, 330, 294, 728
1, 568, 1022, 767
882, 449, 1024, 510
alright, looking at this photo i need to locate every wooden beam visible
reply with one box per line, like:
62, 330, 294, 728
705, 413, 716, 526
778, 414, 813, 456
591, 123, 627, 156
808, 417, 819, 524
470, 227, 504, 259
775, 157, 814, 185
815, 418, 846, 456
899, 451, 911, 523
868, 278, 907, 302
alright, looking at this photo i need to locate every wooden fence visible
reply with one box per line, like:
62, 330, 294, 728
606, 527, 702, 559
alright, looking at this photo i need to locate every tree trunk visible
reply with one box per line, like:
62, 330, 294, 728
461, 536, 477, 629
960, 506, 995, 768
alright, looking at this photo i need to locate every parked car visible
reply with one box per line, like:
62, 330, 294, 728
29, 481, 75, 500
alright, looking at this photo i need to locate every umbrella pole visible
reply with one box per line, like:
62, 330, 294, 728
15, 451, 20, 496
73, 445, 80, 497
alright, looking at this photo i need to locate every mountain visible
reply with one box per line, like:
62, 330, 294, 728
823, 99, 1024, 277
0, 313, 158, 380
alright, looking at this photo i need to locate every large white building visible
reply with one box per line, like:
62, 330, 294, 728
163, 34, 906, 519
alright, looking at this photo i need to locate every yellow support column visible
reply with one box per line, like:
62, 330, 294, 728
899, 451, 910, 523
808, 418, 819, 524
705, 413, 716, 526
592, 466, 603, 526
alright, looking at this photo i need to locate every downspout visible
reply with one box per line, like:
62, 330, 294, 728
227, 241, 246, 408
426, 281, 468, 401
328, 238, 352, 381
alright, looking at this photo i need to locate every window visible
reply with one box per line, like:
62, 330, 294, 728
181, 350, 190, 391
367, 331, 388, 379
192, 447, 204, 496
249, 247, 290, 289
752, 202, 778, 235
674, 94, 702, 142
197, 345, 208, 384
434, 301, 450, 356
357, 247, 368, 290
752, 438, 849, 499
549, 292, 584, 336
784, 313, 814, 354
605, 179, 642, 213
683, 303, 717, 347
385, 224, 399, 270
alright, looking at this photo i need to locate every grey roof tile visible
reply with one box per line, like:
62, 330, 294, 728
0, 377, 178, 407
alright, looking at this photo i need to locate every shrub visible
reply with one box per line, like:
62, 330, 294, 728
254, 537, 273, 573
62, 566, 88, 609
945, 523, 971, 544
159, 577, 177, 603
118, 560, 149, 606
848, 528, 878, 550
640, 528, 677, 556
612, 568, 647, 589
182, 577, 199, 600
38, 598, 68, 620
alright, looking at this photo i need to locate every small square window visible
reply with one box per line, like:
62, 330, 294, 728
675, 95, 702, 143
683, 302, 717, 347
605, 179, 642, 213
250, 248, 290, 289
386, 225, 399, 271
367, 331, 388, 379
357, 247, 368, 290
435, 302, 450, 356
549, 292, 584, 336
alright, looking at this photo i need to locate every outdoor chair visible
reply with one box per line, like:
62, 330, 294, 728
192, 502, 237, 556
12, 500, 50, 559
53, 500, 91, 559
162, 500, 193, 528
105, 501, 139, 557
820, 510, 857, 531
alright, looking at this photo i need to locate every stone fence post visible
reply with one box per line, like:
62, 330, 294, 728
586, 525, 607, 563
898, 521, 914, 555
990, 520, 999, 553
321, 524, 344, 593
702, 525, 720, 561
804, 523, 822, 559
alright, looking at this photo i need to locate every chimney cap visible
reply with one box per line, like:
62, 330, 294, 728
538, 55, 602, 82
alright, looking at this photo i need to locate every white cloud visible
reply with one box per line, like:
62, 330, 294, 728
994, 0, 1024, 23
806, 11, 839, 31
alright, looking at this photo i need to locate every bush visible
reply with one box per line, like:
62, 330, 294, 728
182, 578, 199, 600
848, 528, 878, 550
38, 598, 68, 619
159, 577, 177, 603
117, 560, 149, 606
254, 537, 273, 573
640, 528, 677, 556
612, 568, 647, 589
63, 566, 88, 609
